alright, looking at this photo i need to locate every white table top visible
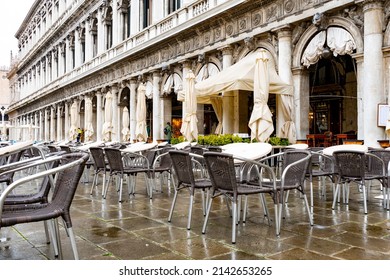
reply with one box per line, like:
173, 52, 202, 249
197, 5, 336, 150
172, 141, 191, 150
72, 141, 105, 151
222, 142, 273, 162
0, 141, 34, 156
286, 143, 309, 150
121, 142, 158, 153
323, 144, 368, 156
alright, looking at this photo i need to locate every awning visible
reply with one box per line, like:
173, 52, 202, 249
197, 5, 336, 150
195, 48, 293, 104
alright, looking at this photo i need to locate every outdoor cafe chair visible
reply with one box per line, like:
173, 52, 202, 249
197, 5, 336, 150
332, 150, 379, 214
305, 148, 337, 212
0, 152, 89, 260
366, 149, 390, 210
89, 147, 110, 196
202, 151, 278, 243
151, 147, 175, 192
104, 147, 155, 202
259, 150, 313, 233
168, 150, 212, 230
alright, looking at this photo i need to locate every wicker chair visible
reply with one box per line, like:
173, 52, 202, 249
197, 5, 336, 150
151, 147, 175, 192
89, 147, 110, 196
0, 150, 24, 186
104, 148, 155, 202
202, 151, 278, 242
259, 150, 313, 233
367, 149, 390, 210
305, 148, 337, 211
168, 150, 212, 230
0, 152, 89, 260
332, 150, 372, 214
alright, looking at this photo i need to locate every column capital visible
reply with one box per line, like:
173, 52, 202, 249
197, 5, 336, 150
218, 45, 233, 56
363, 0, 384, 12
272, 25, 292, 39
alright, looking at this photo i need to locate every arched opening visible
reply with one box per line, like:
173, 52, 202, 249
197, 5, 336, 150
308, 54, 357, 138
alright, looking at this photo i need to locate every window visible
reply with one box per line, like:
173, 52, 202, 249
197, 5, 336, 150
141, 0, 152, 29
168, 0, 181, 14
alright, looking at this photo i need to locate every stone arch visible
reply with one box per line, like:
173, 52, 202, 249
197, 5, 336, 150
236, 41, 279, 71
293, 16, 363, 68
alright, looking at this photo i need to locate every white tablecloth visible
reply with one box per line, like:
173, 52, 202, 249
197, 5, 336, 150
323, 144, 368, 156
222, 142, 273, 162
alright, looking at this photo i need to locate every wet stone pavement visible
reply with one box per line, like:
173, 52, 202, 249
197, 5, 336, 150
1, 169, 390, 260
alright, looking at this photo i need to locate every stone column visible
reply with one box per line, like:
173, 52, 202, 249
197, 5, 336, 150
50, 106, 55, 141
52, 48, 58, 80
39, 110, 44, 141
85, 17, 93, 61
74, 27, 81, 67
292, 68, 310, 140
66, 34, 74, 72
58, 43, 65, 76
64, 102, 70, 141
112, 0, 119, 45
276, 26, 293, 137
111, 85, 120, 142
181, 60, 191, 120
220, 46, 235, 134
57, 104, 62, 141
130, 0, 140, 36
354, 55, 365, 142
129, 79, 137, 142
362, 0, 384, 147
44, 108, 49, 142
97, 7, 105, 54
96, 90, 103, 142
152, 71, 162, 141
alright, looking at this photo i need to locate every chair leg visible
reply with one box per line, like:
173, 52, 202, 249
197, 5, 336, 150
303, 194, 313, 226
103, 175, 112, 199
90, 173, 98, 195
47, 219, 59, 258
232, 200, 237, 244
52, 219, 63, 260
168, 190, 179, 222
187, 193, 194, 230
67, 227, 79, 260
361, 182, 367, 214
332, 184, 340, 210
118, 176, 124, 203
274, 203, 279, 235
202, 197, 213, 234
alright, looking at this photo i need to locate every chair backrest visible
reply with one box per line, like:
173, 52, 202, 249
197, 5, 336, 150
190, 146, 205, 156
169, 150, 195, 186
59, 145, 72, 153
333, 150, 366, 180
203, 152, 237, 193
368, 149, 390, 175
89, 147, 107, 171
47, 153, 89, 227
104, 148, 124, 173
47, 145, 59, 153
281, 150, 311, 187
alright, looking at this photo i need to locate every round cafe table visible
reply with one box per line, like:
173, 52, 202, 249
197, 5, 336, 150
322, 144, 368, 156
221, 142, 273, 163
121, 142, 158, 153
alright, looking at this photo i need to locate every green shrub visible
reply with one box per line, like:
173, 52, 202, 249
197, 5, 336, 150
268, 136, 289, 146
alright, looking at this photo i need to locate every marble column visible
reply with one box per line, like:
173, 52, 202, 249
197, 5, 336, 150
276, 26, 293, 137
97, 7, 105, 54
129, 80, 137, 142
57, 104, 62, 141
220, 46, 235, 134
96, 91, 103, 142
50, 106, 55, 141
85, 17, 93, 61
362, 0, 384, 147
74, 27, 82, 67
152, 72, 162, 141
39, 110, 44, 141
64, 102, 70, 141
111, 85, 120, 142
44, 108, 49, 142
292, 68, 310, 140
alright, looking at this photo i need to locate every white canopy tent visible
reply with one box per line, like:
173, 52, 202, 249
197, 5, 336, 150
195, 48, 295, 143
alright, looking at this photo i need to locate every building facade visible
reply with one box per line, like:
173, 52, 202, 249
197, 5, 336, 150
6, 0, 390, 147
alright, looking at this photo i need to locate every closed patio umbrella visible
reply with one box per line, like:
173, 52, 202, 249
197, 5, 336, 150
248, 50, 274, 142
84, 97, 94, 142
122, 106, 130, 142
102, 92, 113, 142
135, 83, 148, 142
69, 102, 78, 141
180, 71, 198, 142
